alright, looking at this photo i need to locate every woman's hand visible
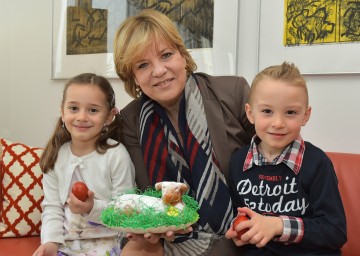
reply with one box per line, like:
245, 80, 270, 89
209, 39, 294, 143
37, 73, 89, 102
126, 225, 193, 244
226, 207, 283, 248
125, 233, 161, 244
67, 190, 94, 214
32, 242, 58, 256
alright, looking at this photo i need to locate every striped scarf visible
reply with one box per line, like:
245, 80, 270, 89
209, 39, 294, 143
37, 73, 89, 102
139, 74, 234, 255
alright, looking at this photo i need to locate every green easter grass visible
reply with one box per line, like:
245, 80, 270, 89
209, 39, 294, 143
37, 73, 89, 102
101, 189, 199, 232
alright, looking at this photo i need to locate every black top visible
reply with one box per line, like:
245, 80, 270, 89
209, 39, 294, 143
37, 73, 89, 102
229, 142, 347, 256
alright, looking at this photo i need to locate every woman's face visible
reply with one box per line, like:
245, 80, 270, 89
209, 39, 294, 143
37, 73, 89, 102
132, 38, 187, 109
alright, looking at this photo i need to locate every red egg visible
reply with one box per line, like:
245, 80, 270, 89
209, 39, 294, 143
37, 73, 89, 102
232, 215, 249, 239
71, 181, 89, 202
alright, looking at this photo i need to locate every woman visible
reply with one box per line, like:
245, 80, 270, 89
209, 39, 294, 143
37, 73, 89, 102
114, 9, 255, 256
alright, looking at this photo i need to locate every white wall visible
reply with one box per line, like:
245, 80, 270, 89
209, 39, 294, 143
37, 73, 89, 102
1, 0, 359, 153
237, 0, 360, 154
0, 0, 132, 148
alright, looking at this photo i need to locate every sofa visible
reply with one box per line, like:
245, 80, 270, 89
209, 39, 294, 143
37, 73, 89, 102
0, 138, 359, 256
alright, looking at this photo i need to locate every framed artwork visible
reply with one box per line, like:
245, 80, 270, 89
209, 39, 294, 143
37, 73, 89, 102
51, 0, 239, 79
257, 0, 360, 75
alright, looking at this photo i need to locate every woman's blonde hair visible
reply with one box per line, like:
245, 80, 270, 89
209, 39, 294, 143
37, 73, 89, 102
250, 61, 309, 105
113, 9, 197, 98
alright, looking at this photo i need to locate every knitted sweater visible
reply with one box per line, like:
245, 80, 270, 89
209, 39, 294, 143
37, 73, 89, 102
229, 142, 347, 256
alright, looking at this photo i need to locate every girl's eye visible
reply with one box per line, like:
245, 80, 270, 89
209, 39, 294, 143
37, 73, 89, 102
68, 106, 78, 112
89, 108, 99, 113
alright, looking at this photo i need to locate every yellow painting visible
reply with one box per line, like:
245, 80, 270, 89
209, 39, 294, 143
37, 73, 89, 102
284, 0, 360, 46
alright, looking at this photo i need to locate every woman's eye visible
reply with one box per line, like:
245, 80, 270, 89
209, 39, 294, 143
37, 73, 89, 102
138, 63, 148, 69
163, 52, 172, 59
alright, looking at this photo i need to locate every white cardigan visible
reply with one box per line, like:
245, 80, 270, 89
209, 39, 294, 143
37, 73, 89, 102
41, 140, 135, 245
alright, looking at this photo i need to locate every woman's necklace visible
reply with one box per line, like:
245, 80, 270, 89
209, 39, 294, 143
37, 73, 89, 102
176, 130, 183, 146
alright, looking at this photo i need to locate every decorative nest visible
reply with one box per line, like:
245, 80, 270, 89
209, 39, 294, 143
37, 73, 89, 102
100, 188, 199, 234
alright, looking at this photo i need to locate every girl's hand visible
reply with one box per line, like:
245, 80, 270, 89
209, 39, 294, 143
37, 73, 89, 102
32, 242, 58, 256
67, 190, 94, 214
233, 207, 283, 248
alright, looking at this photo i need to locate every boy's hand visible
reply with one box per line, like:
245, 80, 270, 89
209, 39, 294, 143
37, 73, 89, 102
235, 207, 283, 248
226, 207, 283, 248
225, 210, 250, 246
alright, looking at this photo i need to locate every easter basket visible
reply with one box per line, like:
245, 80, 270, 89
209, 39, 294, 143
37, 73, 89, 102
101, 188, 199, 234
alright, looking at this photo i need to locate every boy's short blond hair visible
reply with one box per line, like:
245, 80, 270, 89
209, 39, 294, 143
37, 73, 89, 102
250, 62, 308, 105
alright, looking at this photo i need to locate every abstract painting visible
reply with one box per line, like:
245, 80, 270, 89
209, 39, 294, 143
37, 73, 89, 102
284, 0, 360, 46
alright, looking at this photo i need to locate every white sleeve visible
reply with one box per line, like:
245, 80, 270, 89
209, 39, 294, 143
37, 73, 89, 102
85, 144, 135, 222
41, 170, 65, 245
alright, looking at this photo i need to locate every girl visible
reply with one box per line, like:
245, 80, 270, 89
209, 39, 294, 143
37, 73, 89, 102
32, 73, 135, 256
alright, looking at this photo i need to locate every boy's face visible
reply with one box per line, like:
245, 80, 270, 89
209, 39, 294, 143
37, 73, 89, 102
245, 78, 311, 157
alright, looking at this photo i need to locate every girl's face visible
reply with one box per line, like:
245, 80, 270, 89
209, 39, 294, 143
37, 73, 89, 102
132, 38, 187, 109
245, 78, 311, 157
61, 84, 112, 150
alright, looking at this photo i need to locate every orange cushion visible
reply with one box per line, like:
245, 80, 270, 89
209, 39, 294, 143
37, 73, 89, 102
326, 152, 360, 256
0, 139, 43, 237
0, 143, 2, 218
0, 236, 40, 255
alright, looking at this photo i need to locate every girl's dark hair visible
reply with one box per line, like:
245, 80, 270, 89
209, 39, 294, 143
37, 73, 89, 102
40, 73, 122, 173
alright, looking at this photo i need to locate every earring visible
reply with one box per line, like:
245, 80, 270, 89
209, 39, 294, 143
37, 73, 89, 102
136, 85, 142, 97
62, 122, 65, 128
101, 124, 108, 135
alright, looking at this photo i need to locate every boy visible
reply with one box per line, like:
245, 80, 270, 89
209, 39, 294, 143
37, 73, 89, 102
226, 62, 346, 255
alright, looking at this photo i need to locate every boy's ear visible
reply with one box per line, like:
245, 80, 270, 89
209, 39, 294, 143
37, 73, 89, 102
302, 106, 312, 126
245, 103, 255, 124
